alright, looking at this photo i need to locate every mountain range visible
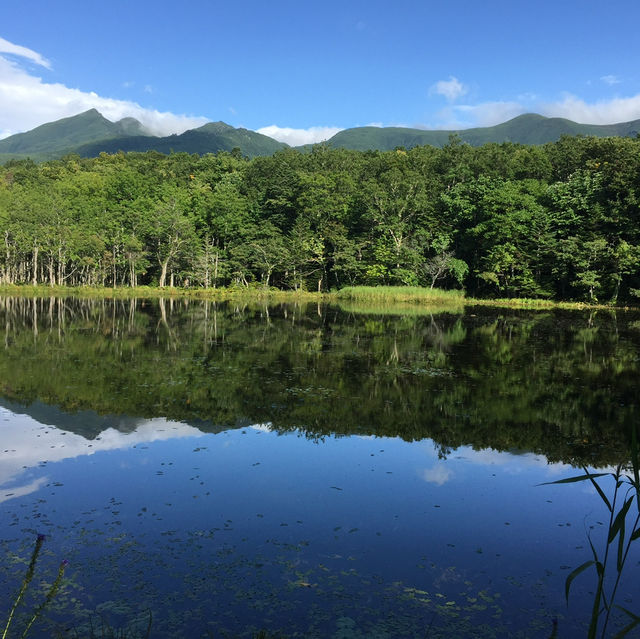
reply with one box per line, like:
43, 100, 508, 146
1, 108, 639, 163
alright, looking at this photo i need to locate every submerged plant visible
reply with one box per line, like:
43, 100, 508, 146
74, 611, 152, 639
1, 534, 68, 639
543, 427, 640, 638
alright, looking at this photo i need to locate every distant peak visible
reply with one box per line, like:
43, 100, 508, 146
78, 108, 105, 118
116, 116, 148, 135
195, 121, 234, 133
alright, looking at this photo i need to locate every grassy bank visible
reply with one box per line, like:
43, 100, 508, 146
334, 285, 465, 304
0, 284, 327, 303
0, 283, 635, 311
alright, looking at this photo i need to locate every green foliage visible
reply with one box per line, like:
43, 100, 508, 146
1, 133, 640, 302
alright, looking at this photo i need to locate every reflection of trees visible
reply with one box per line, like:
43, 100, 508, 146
0, 296, 637, 466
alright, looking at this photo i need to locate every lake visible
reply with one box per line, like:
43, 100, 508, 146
0, 296, 639, 638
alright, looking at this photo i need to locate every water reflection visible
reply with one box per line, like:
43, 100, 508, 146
0, 296, 639, 636
0, 405, 206, 502
0, 295, 637, 466
0, 412, 608, 637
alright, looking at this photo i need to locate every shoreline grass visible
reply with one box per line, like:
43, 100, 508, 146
335, 285, 465, 304
0, 283, 636, 312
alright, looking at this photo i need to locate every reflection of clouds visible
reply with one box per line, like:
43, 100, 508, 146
250, 423, 274, 433
462, 448, 572, 477
419, 445, 577, 487
422, 464, 453, 486
0, 407, 206, 501
0, 477, 48, 504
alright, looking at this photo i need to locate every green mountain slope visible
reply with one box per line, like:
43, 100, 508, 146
2, 110, 640, 165
74, 121, 287, 158
323, 113, 640, 150
0, 109, 148, 160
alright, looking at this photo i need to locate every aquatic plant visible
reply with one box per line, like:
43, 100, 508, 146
73, 611, 152, 639
2, 534, 68, 639
543, 427, 640, 638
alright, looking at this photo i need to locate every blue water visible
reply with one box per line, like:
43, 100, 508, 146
2, 405, 635, 638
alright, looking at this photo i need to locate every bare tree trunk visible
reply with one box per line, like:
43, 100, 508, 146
112, 245, 117, 289
159, 260, 169, 288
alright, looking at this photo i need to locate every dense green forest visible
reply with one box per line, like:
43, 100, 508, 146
1, 134, 639, 301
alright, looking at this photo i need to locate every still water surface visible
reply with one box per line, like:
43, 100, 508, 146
0, 297, 639, 638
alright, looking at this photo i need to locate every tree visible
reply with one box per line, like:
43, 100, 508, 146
149, 185, 197, 287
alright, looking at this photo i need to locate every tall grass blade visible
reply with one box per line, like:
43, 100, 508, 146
631, 426, 639, 494
2, 534, 45, 639
612, 606, 640, 638
587, 473, 614, 513
539, 473, 610, 486
564, 560, 594, 605
20, 559, 68, 638
144, 609, 152, 639
588, 565, 605, 639
608, 496, 633, 544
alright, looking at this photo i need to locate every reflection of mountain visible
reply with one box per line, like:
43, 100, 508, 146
0, 296, 638, 467
0, 404, 209, 502
0, 397, 229, 440
0, 397, 145, 438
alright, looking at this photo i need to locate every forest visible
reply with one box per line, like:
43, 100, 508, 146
0, 133, 639, 302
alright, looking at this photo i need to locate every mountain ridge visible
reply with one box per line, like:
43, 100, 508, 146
324, 113, 640, 150
1, 109, 639, 163
0, 109, 150, 159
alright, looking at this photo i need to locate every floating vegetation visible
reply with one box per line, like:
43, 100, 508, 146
65, 609, 152, 639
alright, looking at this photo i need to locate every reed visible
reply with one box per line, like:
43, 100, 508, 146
542, 426, 640, 638
2, 534, 68, 639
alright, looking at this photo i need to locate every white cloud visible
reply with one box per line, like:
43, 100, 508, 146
430, 76, 468, 102
427, 91, 640, 130
0, 47, 208, 139
430, 100, 526, 129
601, 74, 621, 86
0, 409, 207, 501
0, 36, 50, 69
422, 464, 453, 486
454, 101, 526, 127
256, 124, 343, 146
539, 92, 640, 124
250, 422, 274, 433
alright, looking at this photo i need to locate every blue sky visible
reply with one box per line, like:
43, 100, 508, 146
2, 0, 640, 145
